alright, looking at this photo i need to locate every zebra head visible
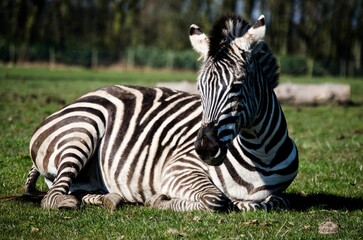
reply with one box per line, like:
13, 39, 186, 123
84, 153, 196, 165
190, 15, 275, 166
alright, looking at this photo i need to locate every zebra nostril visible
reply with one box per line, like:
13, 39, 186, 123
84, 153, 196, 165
194, 134, 221, 161
195, 143, 204, 156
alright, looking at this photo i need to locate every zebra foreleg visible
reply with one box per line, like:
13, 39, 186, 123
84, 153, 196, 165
232, 195, 289, 211
82, 193, 124, 211
145, 194, 207, 211
146, 191, 233, 212
145, 169, 233, 212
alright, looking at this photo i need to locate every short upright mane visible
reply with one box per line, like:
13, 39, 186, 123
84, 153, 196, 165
208, 15, 279, 89
251, 42, 280, 89
208, 15, 251, 57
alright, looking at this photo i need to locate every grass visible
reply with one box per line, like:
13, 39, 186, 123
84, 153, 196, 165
0, 65, 362, 239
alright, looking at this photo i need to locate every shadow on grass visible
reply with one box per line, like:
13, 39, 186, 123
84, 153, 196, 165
2, 192, 362, 212
0, 192, 45, 204
286, 193, 363, 211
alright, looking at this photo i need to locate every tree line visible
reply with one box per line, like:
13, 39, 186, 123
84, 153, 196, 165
0, 0, 362, 76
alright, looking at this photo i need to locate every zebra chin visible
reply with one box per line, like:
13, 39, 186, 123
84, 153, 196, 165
195, 146, 227, 166
206, 148, 227, 166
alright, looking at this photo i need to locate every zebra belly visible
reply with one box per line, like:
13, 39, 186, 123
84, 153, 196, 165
69, 155, 107, 194
97, 128, 176, 203
99, 159, 161, 203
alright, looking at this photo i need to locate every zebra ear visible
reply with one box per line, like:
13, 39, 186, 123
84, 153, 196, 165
235, 15, 266, 50
248, 15, 266, 40
189, 24, 209, 60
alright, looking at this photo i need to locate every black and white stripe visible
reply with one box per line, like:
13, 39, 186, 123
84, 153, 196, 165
191, 14, 298, 209
25, 15, 298, 212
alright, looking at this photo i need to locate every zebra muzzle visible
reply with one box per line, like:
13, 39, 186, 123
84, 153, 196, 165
194, 123, 226, 166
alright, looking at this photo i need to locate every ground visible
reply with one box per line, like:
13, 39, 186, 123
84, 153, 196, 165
0, 65, 362, 239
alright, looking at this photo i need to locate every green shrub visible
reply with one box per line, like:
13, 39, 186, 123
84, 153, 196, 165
173, 50, 199, 69
27, 44, 49, 62
0, 43, 10, 61
278, 55, 308, 75
126, 46, 199, 70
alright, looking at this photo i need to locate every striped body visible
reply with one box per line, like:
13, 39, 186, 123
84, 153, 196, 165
28, 85, 297, 210
30, 86, 201, 203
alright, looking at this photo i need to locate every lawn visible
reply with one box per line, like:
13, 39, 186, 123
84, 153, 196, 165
0, 65, 362, 239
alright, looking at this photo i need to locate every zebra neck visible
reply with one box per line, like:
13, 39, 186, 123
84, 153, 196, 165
237, 93, 289, 164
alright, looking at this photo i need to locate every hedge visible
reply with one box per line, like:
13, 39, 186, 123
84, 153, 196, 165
0, 43, 359, 76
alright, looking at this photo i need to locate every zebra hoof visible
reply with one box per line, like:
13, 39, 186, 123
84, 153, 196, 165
145, 194, 171, 207
58, 195, 80, 210
264, 195, 289, 210
103, 193, 123, 211
41, 194, 80, 209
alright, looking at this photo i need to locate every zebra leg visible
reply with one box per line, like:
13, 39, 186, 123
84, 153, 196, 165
146, 188, 232, 212
232, 195, 289, 211
41, 155, 84, 209
145, 170, 232, 212
23, 165, 46, 202
25, 165, 40, 194
82, 193, 124, 211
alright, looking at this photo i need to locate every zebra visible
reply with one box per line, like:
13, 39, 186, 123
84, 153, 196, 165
190, 15, 298, 210
24, 14, 298, 212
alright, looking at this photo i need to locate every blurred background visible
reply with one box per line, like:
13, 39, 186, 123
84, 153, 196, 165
0, 0, 362, 77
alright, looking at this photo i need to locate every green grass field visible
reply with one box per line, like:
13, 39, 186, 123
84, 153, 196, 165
0, 65, 362, 239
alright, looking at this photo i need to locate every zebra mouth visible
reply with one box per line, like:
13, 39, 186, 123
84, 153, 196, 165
208, 151, 227, 166
197, 146, 227, 166
194, 122, 227, 166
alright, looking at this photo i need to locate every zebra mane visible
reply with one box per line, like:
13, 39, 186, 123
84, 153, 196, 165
251, 41, 280, 89
208, 15, 251, 58
209, 15, 279, 89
